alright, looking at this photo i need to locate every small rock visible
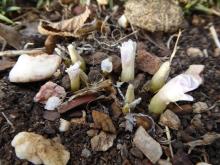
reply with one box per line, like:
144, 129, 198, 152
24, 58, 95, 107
81, 148, 91, 158
92, 110, 116, 133
34, 81, 66, 104
159, 110, 181, 130
91, 131, 116, 151
130, 147, 144, 159
116, 143, 123, 150
9, 54, 61, 83
191, 15, 205, 26
192, 102, 208, 113
11, 132, 70, 165
86, 129, 99, 137
158, 159, 172, 165
43, 111, 60, 121
214, 48, 220, 57
191, 114, 204, 129
70, 111, 86, 125
196, 163, 212, 165
59, 118, 70, 132
44, 96, 62, 111
133, 126, 162, 164
136, 50, 161, 75
118, 15, 129, 28
187, 47, 203, 58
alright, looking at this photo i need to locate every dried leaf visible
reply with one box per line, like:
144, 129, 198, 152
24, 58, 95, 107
92, 110, 116, 133
58, 95, 96, 113
45, 35, 57, 54
38, 7, 92, 37
70, 111, 86, 124
91, 131, 116, 151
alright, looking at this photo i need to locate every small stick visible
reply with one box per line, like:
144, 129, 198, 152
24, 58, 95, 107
1, 112, 15, 130
165, 126, 174, 158
0, 48, 45, 57
209, 25, 220, 49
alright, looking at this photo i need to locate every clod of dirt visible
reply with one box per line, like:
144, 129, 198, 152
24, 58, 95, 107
91, 131, 116, 151
34, 81, 66, 104
124, 0, 183, 32
136, 49, 161, 75
192, 102, 209, 113
9, 54, 61, 83
133, 126, 162, 164
85, 52, 108, 65
159, 109, 181, 130
11, 132, 70, 165
81, 148, 92, 158
92, 110, 116, 133
187, 47, 204, 58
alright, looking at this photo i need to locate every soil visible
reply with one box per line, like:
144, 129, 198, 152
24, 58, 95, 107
1, 2, 220, 165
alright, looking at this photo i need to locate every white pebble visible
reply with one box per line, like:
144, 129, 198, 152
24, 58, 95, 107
59, 118, 70, 132
44, 96, 62, 111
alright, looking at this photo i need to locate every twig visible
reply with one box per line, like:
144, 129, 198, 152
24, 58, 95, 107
209, 25, 220, 49
166, 34, 178, 49
165, 126, 174, 158
170, 30, 182, 63
1, 112, 15, 130
0, 48, 45, 57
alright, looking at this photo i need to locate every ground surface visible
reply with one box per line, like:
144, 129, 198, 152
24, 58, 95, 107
1, 2, 220, 165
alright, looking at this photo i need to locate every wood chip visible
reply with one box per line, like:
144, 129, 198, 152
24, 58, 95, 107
133, 126, 162, 164
58, 95, 96, 113
92, 110, 116, 133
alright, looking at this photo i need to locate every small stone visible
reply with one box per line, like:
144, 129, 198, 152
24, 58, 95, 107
159, 110, 181, 130
91, 131, 116, 151
59, 118, 70, 132
214, 48, 220, 57
118, 15, 128, 28
136, 50, 161, 75
158, 159, 172, 165
191, 114, 204, 129
61, 75, 71, 90
192, 102, 208, 113
81, 148, 91, 158
9, 54, 61, 83
116, 143, 123, 150
130, 147, 144, 159
133, 126, 162, 164
187, 47, 203, 58
86, 129, 99, 137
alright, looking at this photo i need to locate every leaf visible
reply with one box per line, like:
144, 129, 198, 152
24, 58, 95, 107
38, 6, 92, 37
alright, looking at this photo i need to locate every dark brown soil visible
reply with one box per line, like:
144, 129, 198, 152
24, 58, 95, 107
1, 3, 220, 165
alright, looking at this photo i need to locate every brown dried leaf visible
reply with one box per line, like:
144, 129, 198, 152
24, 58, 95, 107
136, 49, 161, 75
70, 111, 86, 125
58, 95, 96, 113
45, 35, 57, 54
91, 131, 116, 151
38, 7, 91, 37
92, 110, 116, 133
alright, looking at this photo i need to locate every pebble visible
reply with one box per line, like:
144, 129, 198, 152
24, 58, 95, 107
214, 48, 220, 57
187, 47, 204, 58
81, 148, 91, 158
192, 102, 208, 113
86, 129, 99, 137
159, 109, 181, 130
